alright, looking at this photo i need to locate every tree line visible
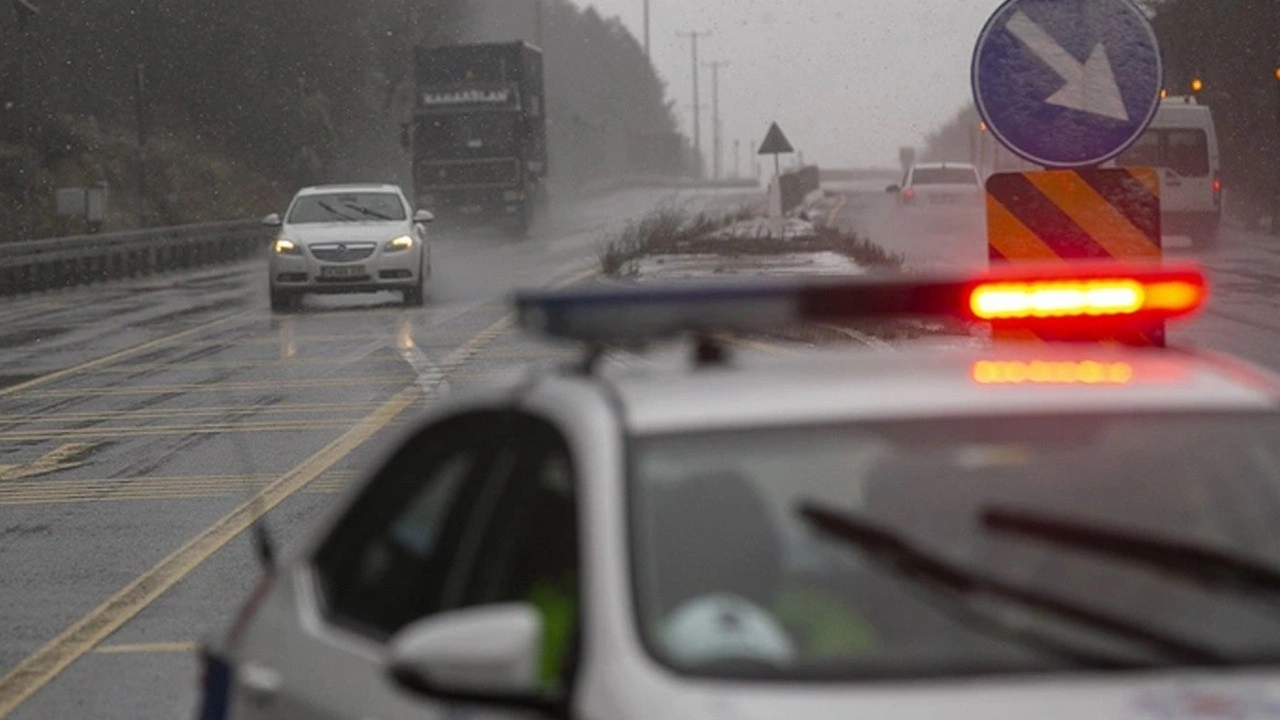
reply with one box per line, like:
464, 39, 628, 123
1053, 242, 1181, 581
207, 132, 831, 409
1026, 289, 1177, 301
0, 0, 677, 238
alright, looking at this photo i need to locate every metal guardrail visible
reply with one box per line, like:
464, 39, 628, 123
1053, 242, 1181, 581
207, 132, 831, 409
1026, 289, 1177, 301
0, 220, 270, 296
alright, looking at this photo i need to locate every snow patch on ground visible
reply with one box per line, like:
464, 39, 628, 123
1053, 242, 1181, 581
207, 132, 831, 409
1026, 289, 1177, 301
633, 251, 864, 280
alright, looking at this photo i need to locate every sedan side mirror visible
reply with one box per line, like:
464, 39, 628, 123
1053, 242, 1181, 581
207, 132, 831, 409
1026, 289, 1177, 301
885, 185, 901, 195
262, 213, 282, 227
414, 209, 435, 224
388, 604, 559, 712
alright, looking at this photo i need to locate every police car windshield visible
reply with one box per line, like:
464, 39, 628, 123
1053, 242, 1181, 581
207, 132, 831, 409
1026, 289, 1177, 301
631, 412, 1280, 680
287, 193, 407, 224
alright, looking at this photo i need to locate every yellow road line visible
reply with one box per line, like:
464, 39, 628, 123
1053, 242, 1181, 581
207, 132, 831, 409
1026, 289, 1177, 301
0, 265, 595, 716
95, 358, 415, 373
22, 376, 413, 399
0, 386, 419, 716
0, 473, 359, 506
91, 642, 197, 655
825, 195, 849, 229
0, 421, 372, 442
0, 300, 69, 324
0, 309, 256, 401
0, 402, 383, 424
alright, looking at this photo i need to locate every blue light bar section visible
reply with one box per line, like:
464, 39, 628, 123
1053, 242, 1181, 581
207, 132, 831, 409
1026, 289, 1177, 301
516, 278, 805, 344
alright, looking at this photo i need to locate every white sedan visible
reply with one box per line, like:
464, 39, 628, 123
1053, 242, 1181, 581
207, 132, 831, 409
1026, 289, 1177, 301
264, 184, 433, 312
200, 264, 1280, 720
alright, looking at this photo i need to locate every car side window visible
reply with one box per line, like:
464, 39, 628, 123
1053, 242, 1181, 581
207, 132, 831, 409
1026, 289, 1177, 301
312, 411, 518, 639
441, 415, 581, 689
447, 419, 578, 611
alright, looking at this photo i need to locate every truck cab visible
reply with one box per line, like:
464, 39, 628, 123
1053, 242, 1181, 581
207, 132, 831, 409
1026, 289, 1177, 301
410, 42, 548, 237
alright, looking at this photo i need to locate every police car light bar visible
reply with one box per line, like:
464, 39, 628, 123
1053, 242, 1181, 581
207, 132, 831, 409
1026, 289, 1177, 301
515, 263, 1207, 344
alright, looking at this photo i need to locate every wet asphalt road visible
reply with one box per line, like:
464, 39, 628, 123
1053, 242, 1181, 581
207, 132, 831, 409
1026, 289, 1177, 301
0, 188, 743, 720
0, 184, 1278, 719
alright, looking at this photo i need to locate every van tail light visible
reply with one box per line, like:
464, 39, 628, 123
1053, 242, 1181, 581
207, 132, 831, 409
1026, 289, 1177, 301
1213, 175, 1222, 205
902, 187, 916, 204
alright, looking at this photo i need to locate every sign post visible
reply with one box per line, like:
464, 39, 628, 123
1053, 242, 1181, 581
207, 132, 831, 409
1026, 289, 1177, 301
971, 0, 1167, 345
758, 123, 795, 220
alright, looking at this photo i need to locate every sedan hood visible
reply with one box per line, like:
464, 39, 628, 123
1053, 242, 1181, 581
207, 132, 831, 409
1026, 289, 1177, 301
283, 222, 409, 246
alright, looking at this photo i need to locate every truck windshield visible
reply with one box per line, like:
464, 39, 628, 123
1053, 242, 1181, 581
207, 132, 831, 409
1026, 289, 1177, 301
418, 113, 520, 159
631, 413, 1280, 681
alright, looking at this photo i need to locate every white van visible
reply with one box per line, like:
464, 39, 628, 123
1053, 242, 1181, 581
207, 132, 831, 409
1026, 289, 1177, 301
1113, 96, 1222, 247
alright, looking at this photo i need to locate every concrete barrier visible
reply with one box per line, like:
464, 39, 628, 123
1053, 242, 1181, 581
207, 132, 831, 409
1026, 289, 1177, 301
0, 220, 270, 296
771, 166, 821, 217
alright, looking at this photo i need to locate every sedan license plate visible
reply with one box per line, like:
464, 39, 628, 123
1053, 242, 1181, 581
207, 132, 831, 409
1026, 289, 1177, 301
320, 265, 365, 279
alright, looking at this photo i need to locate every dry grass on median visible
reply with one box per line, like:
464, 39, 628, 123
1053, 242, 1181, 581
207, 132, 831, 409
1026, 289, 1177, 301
597, 207, 904, 278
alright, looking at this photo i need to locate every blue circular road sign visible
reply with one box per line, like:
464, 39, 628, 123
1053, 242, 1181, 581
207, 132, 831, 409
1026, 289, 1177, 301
972, 0, 1163, 169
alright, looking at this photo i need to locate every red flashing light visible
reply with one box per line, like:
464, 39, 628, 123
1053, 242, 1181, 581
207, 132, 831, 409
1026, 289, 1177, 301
968, 264, 1206, 324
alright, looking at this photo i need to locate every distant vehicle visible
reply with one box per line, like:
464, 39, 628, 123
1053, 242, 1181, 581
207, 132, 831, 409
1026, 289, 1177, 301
407, 42, 548, 237
1113, 96, 1222, 247
201, 263, 1280, 720
888, 162, 983, 209
263, 184, 433, 312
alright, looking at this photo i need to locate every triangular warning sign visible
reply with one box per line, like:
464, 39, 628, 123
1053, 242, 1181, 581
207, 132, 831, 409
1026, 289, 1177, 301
758, 123, 794, 155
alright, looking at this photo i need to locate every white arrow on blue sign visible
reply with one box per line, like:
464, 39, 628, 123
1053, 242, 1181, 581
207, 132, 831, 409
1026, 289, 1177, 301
971, 0, 1163, 169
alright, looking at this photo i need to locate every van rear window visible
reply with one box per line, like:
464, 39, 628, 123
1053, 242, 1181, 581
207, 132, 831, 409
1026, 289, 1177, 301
911, 168, 978, 186
1116, 129, 1209, 178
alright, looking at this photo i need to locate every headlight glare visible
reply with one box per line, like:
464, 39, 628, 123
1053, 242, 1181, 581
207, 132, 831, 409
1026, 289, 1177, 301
274, 238, 300, 254
386, 235, 415, 252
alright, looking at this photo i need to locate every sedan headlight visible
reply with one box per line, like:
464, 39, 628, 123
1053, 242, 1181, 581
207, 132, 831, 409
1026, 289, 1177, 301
273, 237, 301, 255
385, 235, 415, 252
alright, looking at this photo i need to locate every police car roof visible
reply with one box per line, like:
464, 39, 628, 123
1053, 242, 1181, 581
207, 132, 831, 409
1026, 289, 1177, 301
600, 342, 1280, 434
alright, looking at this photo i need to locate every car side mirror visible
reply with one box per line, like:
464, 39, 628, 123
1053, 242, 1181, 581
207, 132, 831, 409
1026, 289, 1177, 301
262, 213, 282, 227
885, 185, 900, 195
388, 604, 558, 712
414, 210, 435, 224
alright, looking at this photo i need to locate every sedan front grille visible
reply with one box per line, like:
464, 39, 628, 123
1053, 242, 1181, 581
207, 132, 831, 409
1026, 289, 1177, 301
309, 243, 377, 263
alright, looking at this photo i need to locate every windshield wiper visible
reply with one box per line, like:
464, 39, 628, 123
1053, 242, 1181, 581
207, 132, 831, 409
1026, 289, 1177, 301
341, 203, 394, 221
798, 501, 1225, 668
983, 507, 1280, 602
317, 201, 357, 222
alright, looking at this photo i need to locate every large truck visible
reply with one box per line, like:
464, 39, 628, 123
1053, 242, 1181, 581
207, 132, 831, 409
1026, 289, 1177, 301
407, 42, 548, 237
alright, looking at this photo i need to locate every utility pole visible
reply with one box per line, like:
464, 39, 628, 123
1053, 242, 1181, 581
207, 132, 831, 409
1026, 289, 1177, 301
677, 31, 709, 178
704, 60, 729, 180
535, 0, 545, 47
643, 0, 650, 59
734, 139, 741, 179
14, 0, 40, 241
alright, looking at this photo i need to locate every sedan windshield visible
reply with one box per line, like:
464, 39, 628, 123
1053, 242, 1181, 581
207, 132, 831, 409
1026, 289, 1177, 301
631, 413, 1280, 680
287, 193, 407, 224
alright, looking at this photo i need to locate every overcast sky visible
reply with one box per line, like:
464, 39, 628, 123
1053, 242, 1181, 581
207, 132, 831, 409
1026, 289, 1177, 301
580, 0, 1003, 170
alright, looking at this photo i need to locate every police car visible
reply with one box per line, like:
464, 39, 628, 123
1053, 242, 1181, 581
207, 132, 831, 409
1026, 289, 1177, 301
199, 263, 1280, 720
